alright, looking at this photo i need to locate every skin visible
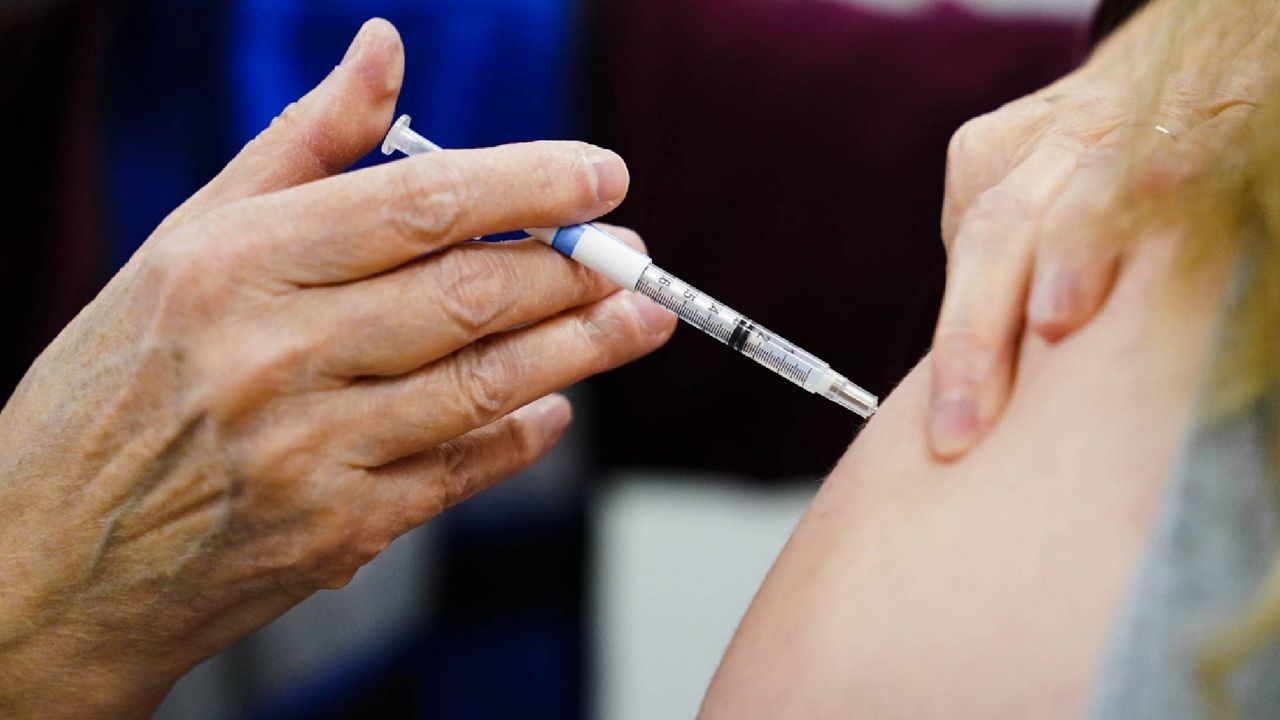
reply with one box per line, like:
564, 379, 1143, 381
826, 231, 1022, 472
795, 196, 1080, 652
0, 20, 675, 718
929, 0, 1264, 459
701, 224, 1235, 718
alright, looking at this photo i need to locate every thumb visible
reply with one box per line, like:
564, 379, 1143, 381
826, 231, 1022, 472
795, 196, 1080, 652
158, 18, 405, 232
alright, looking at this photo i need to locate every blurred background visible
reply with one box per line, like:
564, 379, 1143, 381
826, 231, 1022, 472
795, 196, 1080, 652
1, 0, 1090, 717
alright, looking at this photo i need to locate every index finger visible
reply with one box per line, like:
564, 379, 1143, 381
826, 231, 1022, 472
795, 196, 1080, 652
929, 141, 1078, 459
216, 140, 630, 286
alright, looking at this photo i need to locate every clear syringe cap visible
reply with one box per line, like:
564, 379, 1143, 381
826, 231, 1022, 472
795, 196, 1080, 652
381, 115, 442, 157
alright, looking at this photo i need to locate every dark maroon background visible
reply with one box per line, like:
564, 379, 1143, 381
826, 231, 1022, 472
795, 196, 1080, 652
587, 0, 1084, 477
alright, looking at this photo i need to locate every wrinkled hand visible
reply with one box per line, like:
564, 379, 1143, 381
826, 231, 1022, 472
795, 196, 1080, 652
929, 0, 1259, 458
0, 20, 674, 718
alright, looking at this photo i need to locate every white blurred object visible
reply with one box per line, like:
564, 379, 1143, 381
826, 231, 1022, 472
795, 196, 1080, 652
591, 474, 816, 720
826, 0, 1096, 19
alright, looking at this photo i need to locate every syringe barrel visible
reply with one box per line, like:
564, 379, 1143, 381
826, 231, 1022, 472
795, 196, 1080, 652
633, 266, 805, 387
628, 264, 877, 416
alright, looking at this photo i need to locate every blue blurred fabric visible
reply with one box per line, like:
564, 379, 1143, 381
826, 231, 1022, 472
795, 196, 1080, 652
106, 2, 580, 718
107, 0, 577, 270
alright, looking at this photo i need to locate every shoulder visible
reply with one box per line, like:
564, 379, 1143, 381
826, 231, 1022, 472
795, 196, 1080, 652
700, 234, 1231, 719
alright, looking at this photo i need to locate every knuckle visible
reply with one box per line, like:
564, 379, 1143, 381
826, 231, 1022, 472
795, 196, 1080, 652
947, 119, 980, 165
948, 98, 1052, 172
576, 260, 614, 297
574, 304, 632, 375
424, 416, 542, 514
969, 185, 1028, 224
141, 233, 232, 325
1045, 184, 1108, 233
554, 248, 612, 298
225, 408, 328, 491
1133, 153, 1194, 197
195, 326, 317, 413
401, 483, 448, 526
933, 319, 1001, 359
451, 339, 522, 424
269, 570, 321, 600
503, 414, 544, 469
947, 114, 1000, 166
235, 336, 316, 399
435, 437, 479, 507
435, 248, 519, 335
952, 189, 1030, 256
144, 233, 209, 291
272, 101, 305, 132
309, 548, 366, 592
389, 159, 467, 243
253, 102, 308, 151
307, 502, 395, 589
314, 569, 357, 591
347, 531, 396, 577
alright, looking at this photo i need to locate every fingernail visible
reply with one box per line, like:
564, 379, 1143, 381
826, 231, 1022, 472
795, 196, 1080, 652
1028, 265, 1077, 327
628, 292, 674, 335
524, 394, 572, 433
587, 150, 629, 205
930, 393, 979, 457
341, 21, 373, 67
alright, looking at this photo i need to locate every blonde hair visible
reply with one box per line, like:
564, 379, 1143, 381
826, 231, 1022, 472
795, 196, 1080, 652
1188, 92, 1280, 720
1106, 0, 1280, 714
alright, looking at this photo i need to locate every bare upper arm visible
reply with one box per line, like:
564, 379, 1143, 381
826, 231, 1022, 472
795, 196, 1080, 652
699, 235, 1231, 719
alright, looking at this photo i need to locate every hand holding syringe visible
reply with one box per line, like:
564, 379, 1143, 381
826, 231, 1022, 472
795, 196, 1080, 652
382, 116, 878, 417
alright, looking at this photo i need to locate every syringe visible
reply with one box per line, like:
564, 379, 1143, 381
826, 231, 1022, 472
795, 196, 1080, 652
382, 115, 878, 417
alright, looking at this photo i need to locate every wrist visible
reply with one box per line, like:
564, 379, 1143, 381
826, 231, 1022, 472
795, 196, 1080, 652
0, 616, 177, 719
